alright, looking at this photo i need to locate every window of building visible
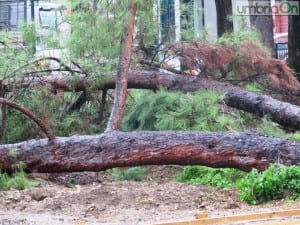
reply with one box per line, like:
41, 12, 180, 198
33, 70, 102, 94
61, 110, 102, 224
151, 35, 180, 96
159, 0, 205, 42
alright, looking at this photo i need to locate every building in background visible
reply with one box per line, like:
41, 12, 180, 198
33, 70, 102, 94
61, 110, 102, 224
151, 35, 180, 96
0, 0, 32, 30
158, 0, 288, 62
157, 0, 217, 42
274, 14, 288, 61
0, 0, 69, 58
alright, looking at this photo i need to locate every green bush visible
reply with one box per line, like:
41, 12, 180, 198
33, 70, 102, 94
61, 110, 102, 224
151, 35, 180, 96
176, 165, 245, 189
176, 165, 300, 204
110, 167, 148, 181
236, 165, 300, 204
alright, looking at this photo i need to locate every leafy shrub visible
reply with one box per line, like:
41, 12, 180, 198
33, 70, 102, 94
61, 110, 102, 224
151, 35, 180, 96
177, 165, 300, 204
110, 167, 148, 181
176, 166, 245, 189
236, 165, 300, 204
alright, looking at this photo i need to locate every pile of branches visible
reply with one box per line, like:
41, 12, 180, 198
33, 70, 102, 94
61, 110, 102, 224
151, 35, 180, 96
180, 41, 300, 104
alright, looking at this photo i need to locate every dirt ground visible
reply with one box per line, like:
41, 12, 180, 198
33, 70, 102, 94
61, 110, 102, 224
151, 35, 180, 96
0, 166, 299, 225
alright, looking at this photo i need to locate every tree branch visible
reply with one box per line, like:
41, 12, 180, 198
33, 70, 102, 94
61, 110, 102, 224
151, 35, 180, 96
7, 70, 300, 130
0, 98, 55, 141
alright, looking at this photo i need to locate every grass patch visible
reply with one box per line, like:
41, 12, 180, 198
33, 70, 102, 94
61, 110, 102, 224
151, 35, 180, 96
0, 163, 34, 191
110, 167, 148, 181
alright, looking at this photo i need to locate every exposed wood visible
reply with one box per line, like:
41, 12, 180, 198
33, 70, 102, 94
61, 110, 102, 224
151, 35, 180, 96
158, 209, 300, 225
0, 98, 55, 141
106, 1, 137, 131
30, 70, 300, 130
0, 130, 299, 173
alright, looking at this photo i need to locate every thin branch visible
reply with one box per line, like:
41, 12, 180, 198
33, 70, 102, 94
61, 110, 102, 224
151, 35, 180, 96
10, 57, 76, 78
0, 98, 55, 141
24, 68, 83, 76
139, 59, 182, 74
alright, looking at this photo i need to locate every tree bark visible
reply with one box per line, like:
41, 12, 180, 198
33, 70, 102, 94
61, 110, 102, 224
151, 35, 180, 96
215, 0, 233, 37
29, 70, 300, 130
288, 1, 300, 79
0, 130, 299, 173
106, 1, 137, 131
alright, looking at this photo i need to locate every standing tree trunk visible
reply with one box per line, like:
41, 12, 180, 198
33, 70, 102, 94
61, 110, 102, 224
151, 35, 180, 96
249, 0, 275, 54
288, 0, 300, 79
215, 0, 233, 37
106, 1, 137, 131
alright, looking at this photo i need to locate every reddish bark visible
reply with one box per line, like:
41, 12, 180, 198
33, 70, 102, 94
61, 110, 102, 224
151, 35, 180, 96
106, 1, 137, 131
0, 98, 55, 140
0, 131, 299, 173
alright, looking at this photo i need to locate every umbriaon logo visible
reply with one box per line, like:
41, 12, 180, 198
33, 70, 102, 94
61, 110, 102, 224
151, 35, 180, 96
233, 0, 299, 15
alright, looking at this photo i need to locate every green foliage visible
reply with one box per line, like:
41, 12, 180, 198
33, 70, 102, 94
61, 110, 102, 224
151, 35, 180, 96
110, 167, 148, 182
0, 162, 33, 191
136, 0, 156, 46
21, 23, 38, 54
0, 32, 29, 80
4, 89, 103, 143
68, 0, 127, 77
123, 89, 244, 132
180, 2, 195, 41
177, 165, 300, 204
68, 0, 156, 77
218, 26, 264, 50
237, 165, 300, 204
245, 83, 263, 94
256, 118, 286, 137
176, 166, 245, 189
289, 132, 300, 141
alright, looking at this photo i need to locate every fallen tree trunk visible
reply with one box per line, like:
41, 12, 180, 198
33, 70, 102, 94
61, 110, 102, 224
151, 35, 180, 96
0, 131, 299, 173
23, 70, 300, 130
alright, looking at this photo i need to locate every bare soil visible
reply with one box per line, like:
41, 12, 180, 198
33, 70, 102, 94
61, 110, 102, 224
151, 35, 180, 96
0, 166, 299, 225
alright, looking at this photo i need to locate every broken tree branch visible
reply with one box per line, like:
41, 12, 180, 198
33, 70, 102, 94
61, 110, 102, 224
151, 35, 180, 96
40, 70, 300, 130
6, 70, 300, 130
0, 98, 55, 141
